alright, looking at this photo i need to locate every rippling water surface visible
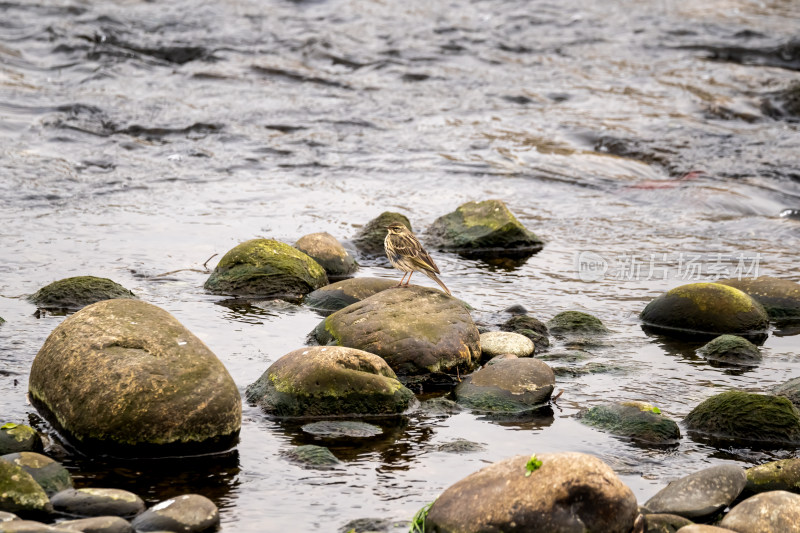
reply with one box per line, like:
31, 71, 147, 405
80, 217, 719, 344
1, 0, 800, 530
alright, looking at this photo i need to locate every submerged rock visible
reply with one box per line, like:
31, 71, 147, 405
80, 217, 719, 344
282, 445, 341, 468
500, 314, 549, 350
547, 311, 609, 337
578, 402, 680, 445
353, 212, 412, 257
746, 458, 800, 494
640, 283, 769, 339
29, 299, 241, 456
301, 421, 383, 439
51, 488, 144, 518
304, 277, 397, 313
314, 286, 479, 378
130, 494, 218, 533
644, 465, 746, 520
204, 238, 327, 299
245, 346, 414, 417
0, 458, 52, 515
0, 425, 41, 455
295, 232, 358, 278
54, 516, 133, 533
697, 335, 761, 366
0, 453, 71, 497
720, 490, 800, 532
29, 277, 136, 311
684, 391, 800, 444
454, 358, 554, 413
436, 439, 486, 453
425, 452, 637, 533
479, 331, 534, 358
717, 275, 800, 320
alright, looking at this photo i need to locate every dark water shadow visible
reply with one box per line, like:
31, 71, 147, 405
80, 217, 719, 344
456, 247, 543, 271
475, 405, 555, 430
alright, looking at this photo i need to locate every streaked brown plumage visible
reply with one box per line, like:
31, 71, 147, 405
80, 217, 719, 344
384, 223, 451, 296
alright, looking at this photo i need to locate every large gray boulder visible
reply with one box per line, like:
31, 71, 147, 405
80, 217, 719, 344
245, 346, 414, 417
29, 299, 241, 456
425, 452, 637, 532
29, 277, 135, 311
295, 232, 357, 278
304, 277, 397, 313
454, 358, 554, 413
644, 465, 746, 520
314, 286, 479, 377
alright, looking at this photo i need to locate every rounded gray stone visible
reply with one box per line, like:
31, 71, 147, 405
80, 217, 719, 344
644, 465, 746, 520
295, 232, 358, 277
455, 357, 554, 413
50, 488, 145, 518
720, 490, 800, 532
53, 516, 133, 533
300, 421, 383, 439
697, 335, 760, 366
479, 331, 534, 358
0, 452, 72, 497
130, 494, 219, 533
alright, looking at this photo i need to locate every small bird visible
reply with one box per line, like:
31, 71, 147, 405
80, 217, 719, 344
384, 223, 451, 295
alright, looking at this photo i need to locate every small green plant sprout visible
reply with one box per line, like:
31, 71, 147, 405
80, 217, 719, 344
525, 454, 542, 476
1, 422, 18, 430
622, 401, 661, 414
410, 500, 435, 533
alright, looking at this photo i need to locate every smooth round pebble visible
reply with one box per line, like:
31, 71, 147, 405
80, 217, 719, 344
720, 490, 800, 532
479, 331, 534, 358
50, 488, 145, 518
644, 465, 746, 520
53, 516, 133, 533
130, 494, 219, 533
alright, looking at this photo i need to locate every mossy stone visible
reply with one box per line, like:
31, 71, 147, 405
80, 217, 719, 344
697, 335, 760, 366
0, 458, 52, 515
685, 391, 800, 443
282, 445, 341, 467
552, 362, 628, 377
0, 425, 41, 455
547, 311, 609, 337
295, 232, 358, 278
578, 402, 680, 444
245, 346, 414, 417
746, 458, 800, 494
500, 315, 549, 350
640, 283, 769, 339
204, 238, 327, 299
353, 212, 412, 256
454, 358, 554, 413
29, 299, 241, 456
29, 276, 136, 311
0, 453, 71, 497
427, 199, 543, 252
304, 277, 397, 313
717, 276, 800, 320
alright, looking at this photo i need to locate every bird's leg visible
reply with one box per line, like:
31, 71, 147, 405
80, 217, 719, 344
396, 272, 408, 287
403, 272, 413, 286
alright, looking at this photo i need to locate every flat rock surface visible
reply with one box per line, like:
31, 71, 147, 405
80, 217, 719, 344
644, 464, 746, 520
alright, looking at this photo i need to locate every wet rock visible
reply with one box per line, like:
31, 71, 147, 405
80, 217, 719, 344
353, 212, 412, 257
50, 488, 144, 518
54, 516, 133, 533
773, 377, 800, 409
500, 315, 549, 350
538, 350, 592, 362
503, 304, 528, 315
29, 277, 136, 312
697, 335, 760, 366
552, 362, 628, 377
684, 391, 800, 443
204, 238, 327, 299
485, 353, 517, 365
0, 425, 41, 455
300, 421, 383, 439
717, 275, 800, 320
0, 512, 19, 522
479, 331, 534, 358
0, 453, 71, 497
418, 397, 462, 416
425, 452, 637, 533
761, 82, 800, 121
578, 402, 680, 444
643, 513, 693, 533
720, 490, 800, 532
0, 458, 52, 515
640, 283, 769, 339
314, 286, 479, 378
281, 445, 341, 468
245, 346, 414, 417
426, 199, 544, 254
454, 357, 554, 413
644, 464, 746, 520
295, 232, 358, 278
436, 439, 485, 453
675, 526, 735, 533
304, 277, 397, 313
745, 458, 800, 494
28, 299, 241, 456
547, 311, 609, 337
130, 494, 218, 533
0, 521, 62, 532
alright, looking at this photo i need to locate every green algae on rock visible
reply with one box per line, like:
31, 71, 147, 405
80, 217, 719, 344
717, 275, 800, 321
773, 377, 800, 410
245, 346, 414, 417
746, 458, 800, 494
28, 299, 241, 456
684, 390, 800, 444
426, 199, 543, 253
0, 452, 72, 497
697, 335, 761, 366
304, 277, 397, 313
353, 211, 412, 256
295, 232, 358, 278
454, 358, 554, 413
640, 283, 769, 339
500, 314, 550, 350
578, 402, 680, 445
547, 310, 609, 337
29, 276, 136, 311
0, 425, 41, 455
204, 238, 327, 299
0, 458, 52, 515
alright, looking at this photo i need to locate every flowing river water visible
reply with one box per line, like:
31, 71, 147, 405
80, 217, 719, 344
1, 0, 799, 531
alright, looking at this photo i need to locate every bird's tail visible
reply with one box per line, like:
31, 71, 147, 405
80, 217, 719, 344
424, 270, 452, 296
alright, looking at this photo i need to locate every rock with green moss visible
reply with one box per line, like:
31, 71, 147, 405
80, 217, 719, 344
717, 275, 800, 321
426, 199, 544, 253
547, 311, 609, 337
640, 283, 769, 339
313, 285, 479, 379
51, 488, 144, 518
745, 458, 800, 494
0, 453, 71, 497
720, 491, 800, 532
773, 377, 800, 409
204, 239, 328, 299
295, 232, 358, 278
0, 458, 52, 515
684, 391, 800, 443
553, 362, 628, 377
28, 299, 241, 456
353, 212, 412, 256
304, 277, 397, 313
578, 402, 680, 444
697, 335, 760, 366
454, 358, 554, 413
245, 346, 415, 417
282, 445, 341, 468
29, 276, 136, 311
500, 315, 549, 350
0, 425, 41, 455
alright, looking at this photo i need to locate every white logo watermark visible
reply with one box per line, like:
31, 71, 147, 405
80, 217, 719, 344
574, 252, 761, 282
